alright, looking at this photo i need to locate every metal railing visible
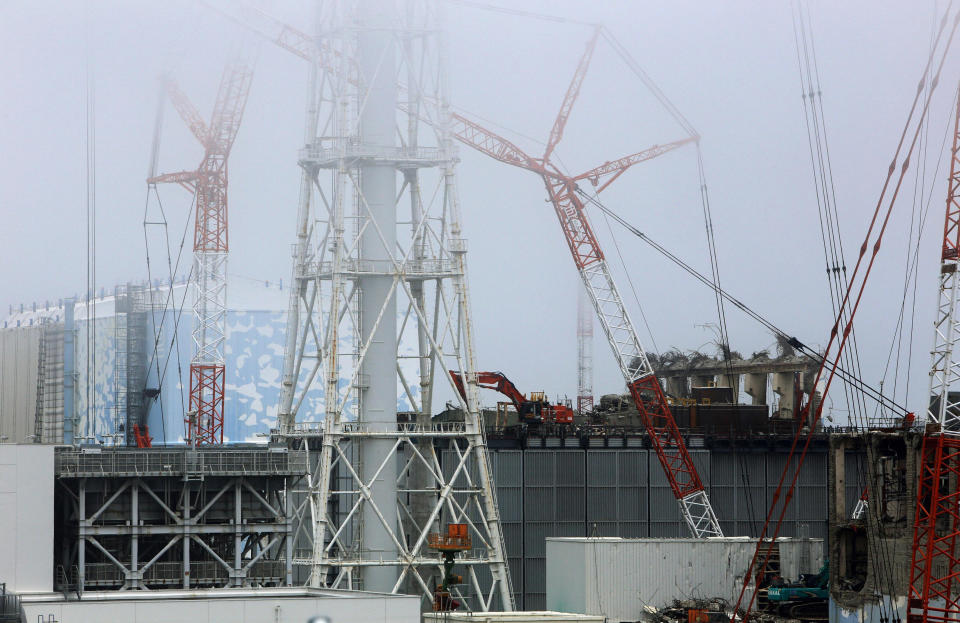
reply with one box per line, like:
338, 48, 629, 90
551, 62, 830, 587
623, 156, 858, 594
299, 142, 446, 165
0, 584, 20, 622
56, 447, 307, 477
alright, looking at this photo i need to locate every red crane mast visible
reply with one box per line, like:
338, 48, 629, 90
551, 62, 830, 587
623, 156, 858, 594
908, 87, 960, 623
226, 10, 716, 536
149, 56, 254, 445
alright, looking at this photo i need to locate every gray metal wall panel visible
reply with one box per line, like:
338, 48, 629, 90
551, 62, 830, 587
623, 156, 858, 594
0, 327, 42, 444
691, 449, 710, 484
501, 522, 523, 558
711, 452, 737, 486
586, 487, 616, 521
558, 486, 585, 522
619, 487, 643, 521
525, 487, 555, 522
587, 452, 615, 486
557, 451, 584, 485
489, 444, 836, 609
800, 453, 826, 486
494, 450, 522, 487
524, 522, 555, 558
650, 487, 680, 522
618, 450, 645, 486
524, 451, 555, 486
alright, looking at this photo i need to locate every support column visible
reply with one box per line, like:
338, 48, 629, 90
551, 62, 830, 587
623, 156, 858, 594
78, 478, 86, 592
131, 481, 139, 589
285, 478, 294, 586
666, 377, 687, 399
692, 375, 714, 389
235, 480, 243, 587
716, 373, 740, 402
744, 373, 768, 406
772, 372, 796, 418
183, 482, 191, 589
357, 0, 399, 593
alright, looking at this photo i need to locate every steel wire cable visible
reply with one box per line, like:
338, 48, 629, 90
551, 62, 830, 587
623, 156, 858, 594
732, 4, 960, 619
793, 3, 900, 611
576, 187, 911, 419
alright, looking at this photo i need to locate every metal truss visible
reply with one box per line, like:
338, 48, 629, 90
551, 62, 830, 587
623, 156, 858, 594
275, 0, 513, 610
909, 84, 960, 623
59, 471, 296, 592
150, 53, 254, 445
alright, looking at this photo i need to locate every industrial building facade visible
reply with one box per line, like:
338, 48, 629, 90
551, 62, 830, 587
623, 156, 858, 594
481, 436, 852, 610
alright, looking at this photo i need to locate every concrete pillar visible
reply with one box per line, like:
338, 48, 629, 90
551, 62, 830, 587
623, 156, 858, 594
692, 375, 714, 389
666, 376, 688, 399
744, 373, 768, 406
773, 372, 796, 418
715, 374, 740, 403
358, 0, 399, 594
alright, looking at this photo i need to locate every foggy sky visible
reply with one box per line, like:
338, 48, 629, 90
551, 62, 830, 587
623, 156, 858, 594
0, 1, 954, 423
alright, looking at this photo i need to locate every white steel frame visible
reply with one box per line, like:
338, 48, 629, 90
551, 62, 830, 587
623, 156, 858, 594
276, 0, 513, 610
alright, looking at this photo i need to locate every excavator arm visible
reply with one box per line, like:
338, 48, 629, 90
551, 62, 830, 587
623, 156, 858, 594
449, 371, 527, 413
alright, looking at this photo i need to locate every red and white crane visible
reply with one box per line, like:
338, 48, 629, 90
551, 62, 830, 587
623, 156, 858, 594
221, 9, 718, 537
149, 55, 254, 445
730, 8, 957, 617
908, 87, 960, 623
448, 31, 718, 537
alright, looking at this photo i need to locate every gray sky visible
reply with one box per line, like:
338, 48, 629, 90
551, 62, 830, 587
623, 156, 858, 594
0, 1, 955, 421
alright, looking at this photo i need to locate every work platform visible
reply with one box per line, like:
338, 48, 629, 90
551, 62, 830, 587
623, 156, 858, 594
53, 446, 305, 593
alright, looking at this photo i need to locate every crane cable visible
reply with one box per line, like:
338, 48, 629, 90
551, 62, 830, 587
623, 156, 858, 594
792, 2, 904, 612
576, 187, 911, 419
732, 3, 960, 620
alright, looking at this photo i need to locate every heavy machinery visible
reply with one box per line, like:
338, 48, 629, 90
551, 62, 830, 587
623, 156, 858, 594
449, 371, 575, 427
428, 523, 471, 612
765, 562, 829, 621
224, 7, 722, 538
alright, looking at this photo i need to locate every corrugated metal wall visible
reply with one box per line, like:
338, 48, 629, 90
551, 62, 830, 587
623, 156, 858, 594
483, 446, 831, 610
0, 326, 42, 443
545, 537, 824, 621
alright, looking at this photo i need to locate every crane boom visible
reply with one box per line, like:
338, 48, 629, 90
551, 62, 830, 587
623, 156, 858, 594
908, 84, 960, 623
150, 52, 255, 445
216, 6, 721, 538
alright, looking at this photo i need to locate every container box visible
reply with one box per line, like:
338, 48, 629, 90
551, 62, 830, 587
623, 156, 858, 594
423, 612, 605, 622
545, 536, 823, 623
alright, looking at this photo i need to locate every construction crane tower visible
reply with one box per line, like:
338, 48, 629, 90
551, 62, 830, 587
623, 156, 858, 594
149, 54, 254, 445
908, 87, 960, 623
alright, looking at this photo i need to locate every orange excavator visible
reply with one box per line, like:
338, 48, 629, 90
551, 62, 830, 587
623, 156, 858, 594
449, 371, 575, 426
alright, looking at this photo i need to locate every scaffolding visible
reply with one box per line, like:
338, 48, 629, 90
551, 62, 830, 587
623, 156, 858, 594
272, 0, 513, 610
54, 446, 305, 592
33, 320, 65, 444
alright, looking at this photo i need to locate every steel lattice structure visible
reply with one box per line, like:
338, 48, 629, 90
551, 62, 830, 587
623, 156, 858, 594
577, 289, 594, 414
150, 57, 254, 445
444, 30, 719, 538
909, 87, 960, 623
269, 0, 514, 610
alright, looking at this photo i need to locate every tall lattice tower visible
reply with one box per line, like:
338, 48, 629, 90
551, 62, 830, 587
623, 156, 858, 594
276, 0, 513, 610
577, 287, 594, 414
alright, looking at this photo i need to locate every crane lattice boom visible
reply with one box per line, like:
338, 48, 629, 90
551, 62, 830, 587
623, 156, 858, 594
148, 55, 254, 445
222, 6, 721, 538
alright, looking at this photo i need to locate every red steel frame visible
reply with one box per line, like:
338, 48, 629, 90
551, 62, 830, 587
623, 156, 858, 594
909, 436, 960, 623
229, 10, 715, 534
908, 85, 960, 623
188, 364, 226, 445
